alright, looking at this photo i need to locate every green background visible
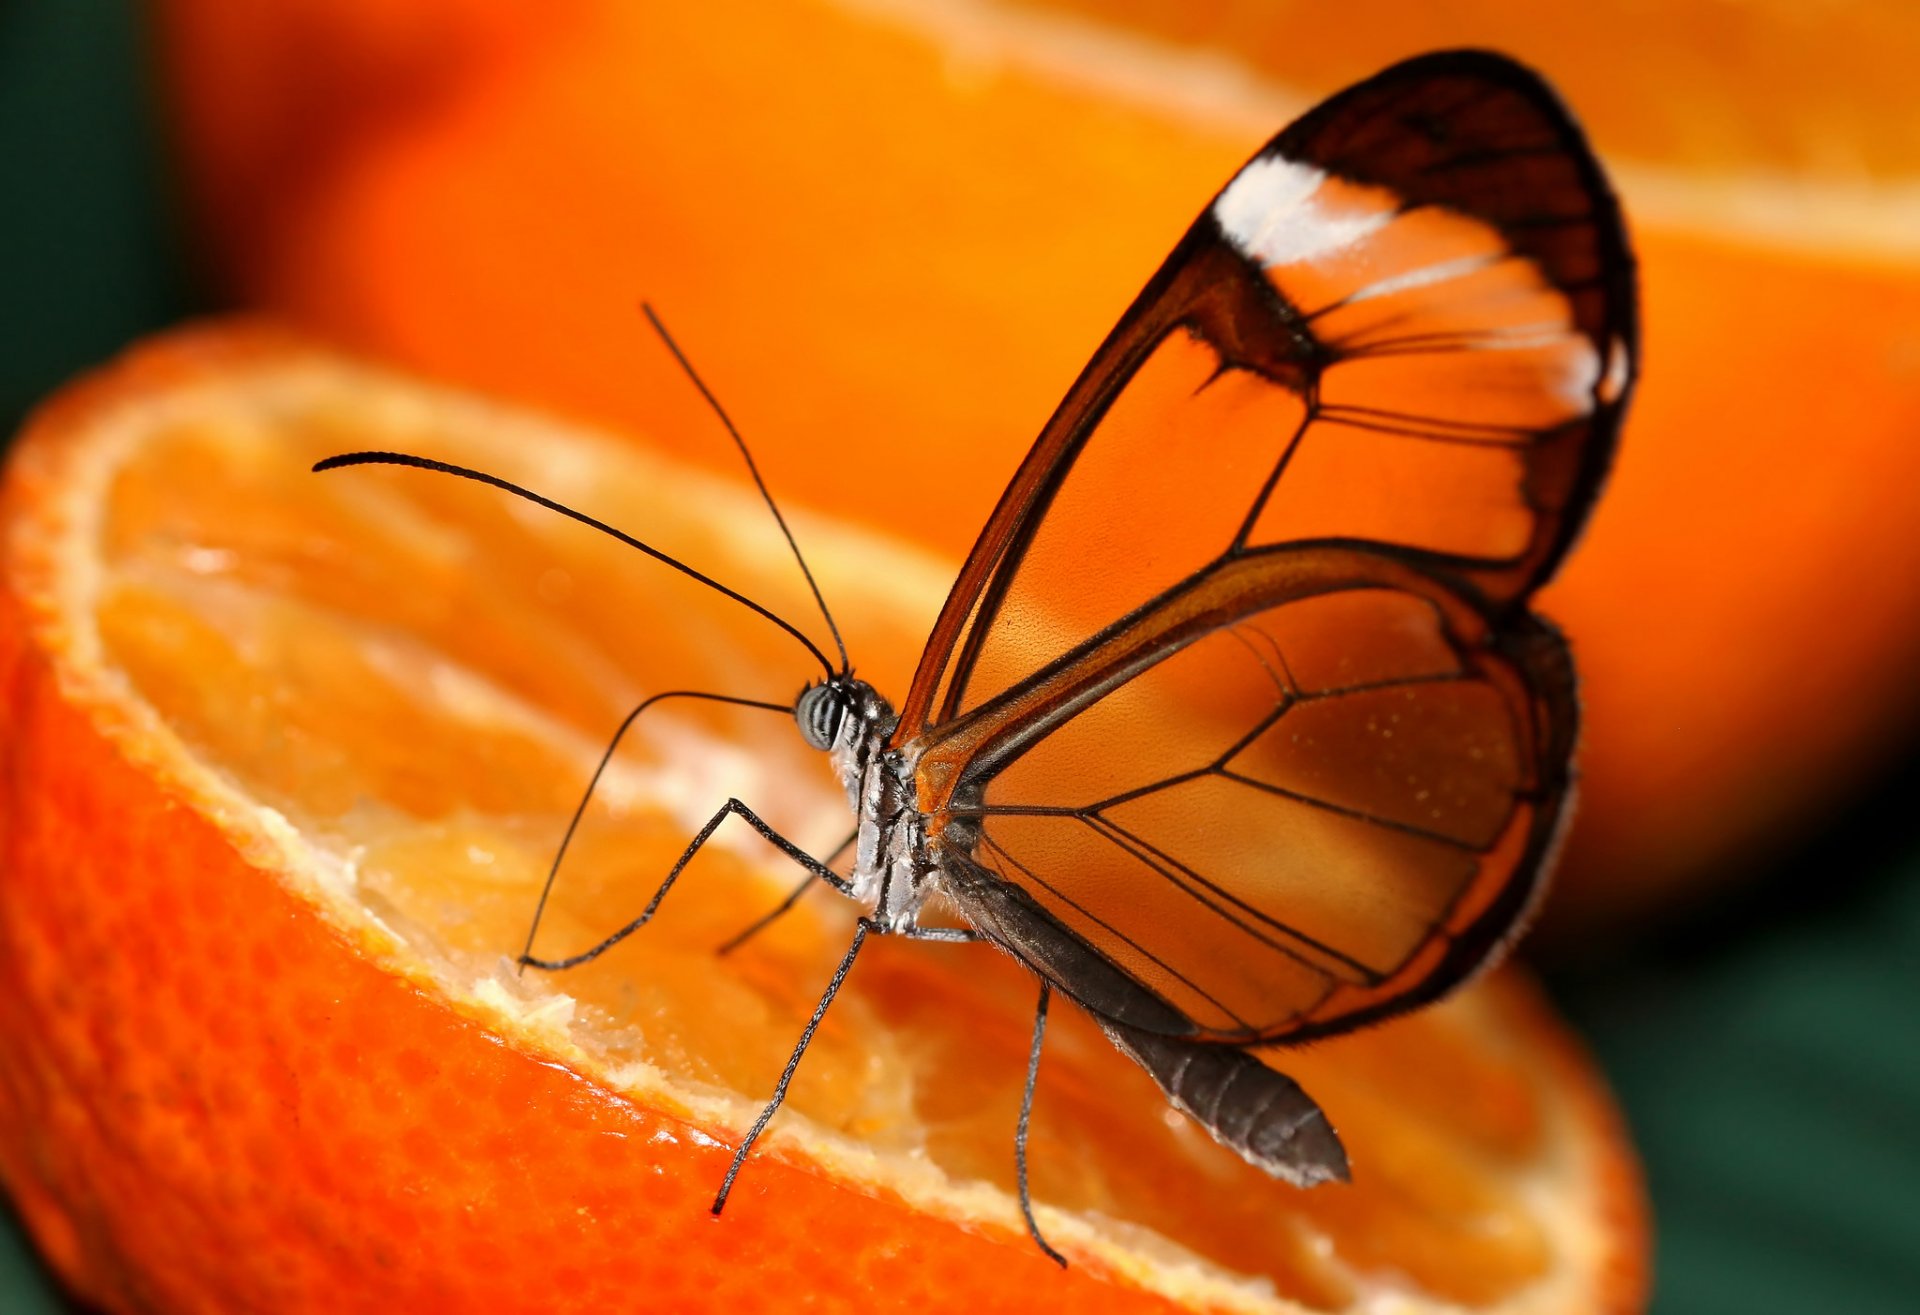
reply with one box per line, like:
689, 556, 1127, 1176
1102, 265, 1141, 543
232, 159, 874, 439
2, 2, 1916, 1310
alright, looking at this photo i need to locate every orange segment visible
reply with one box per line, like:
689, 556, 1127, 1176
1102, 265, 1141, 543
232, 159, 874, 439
147, 0, 1920, 936
0, 325, 1644, 1313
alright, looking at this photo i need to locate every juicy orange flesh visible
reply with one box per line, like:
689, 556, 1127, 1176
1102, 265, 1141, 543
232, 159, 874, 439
95, 379, 1561, 1308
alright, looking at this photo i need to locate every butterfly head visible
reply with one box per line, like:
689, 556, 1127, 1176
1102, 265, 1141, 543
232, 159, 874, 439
795, 673, 898, 752
794, 680, 850, 751
788, 672, 869, 745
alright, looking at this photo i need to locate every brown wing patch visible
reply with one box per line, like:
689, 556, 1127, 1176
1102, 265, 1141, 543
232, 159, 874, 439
1226, 677, 1525, 849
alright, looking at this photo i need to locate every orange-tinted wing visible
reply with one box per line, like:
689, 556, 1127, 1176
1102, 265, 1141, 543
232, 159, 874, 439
895, 49, 1634, 740
920, 547, 1575, 1042
901, 51, 1635, 1043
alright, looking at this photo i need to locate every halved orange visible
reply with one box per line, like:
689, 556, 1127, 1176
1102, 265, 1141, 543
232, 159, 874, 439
0, 325, 1645, 1313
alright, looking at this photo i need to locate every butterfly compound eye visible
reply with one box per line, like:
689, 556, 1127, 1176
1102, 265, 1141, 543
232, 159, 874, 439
795, 683, 846, 751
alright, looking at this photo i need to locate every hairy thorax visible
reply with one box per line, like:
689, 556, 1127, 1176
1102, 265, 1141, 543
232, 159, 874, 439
822, 678, 936, 932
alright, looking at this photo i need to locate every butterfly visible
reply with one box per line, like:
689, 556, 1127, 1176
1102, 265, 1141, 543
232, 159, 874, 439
317, 48, 1636, 1266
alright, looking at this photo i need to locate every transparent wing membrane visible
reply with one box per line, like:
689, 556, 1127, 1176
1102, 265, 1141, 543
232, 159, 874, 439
900, 51, 1633, 735
904, 52, 1631, 1046
937, 559, 1573, 1041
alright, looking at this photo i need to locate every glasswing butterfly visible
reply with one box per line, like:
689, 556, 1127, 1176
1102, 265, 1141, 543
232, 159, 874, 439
317, 49, 1636, 1266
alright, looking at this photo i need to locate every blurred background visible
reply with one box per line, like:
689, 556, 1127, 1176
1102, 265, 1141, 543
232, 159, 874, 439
3, 1, 1917, 1310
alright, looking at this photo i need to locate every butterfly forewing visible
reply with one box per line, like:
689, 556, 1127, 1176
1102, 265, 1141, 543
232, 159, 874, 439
903, 51, 1632, 1046
898, 51, 1633, 735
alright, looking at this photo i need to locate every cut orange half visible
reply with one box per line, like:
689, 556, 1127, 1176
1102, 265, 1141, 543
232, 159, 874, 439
0, 325, 1645, 1313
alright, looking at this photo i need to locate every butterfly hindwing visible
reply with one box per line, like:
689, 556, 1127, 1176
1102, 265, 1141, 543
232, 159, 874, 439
925, 546, 1577, 1042
903, 51, 1632, 1047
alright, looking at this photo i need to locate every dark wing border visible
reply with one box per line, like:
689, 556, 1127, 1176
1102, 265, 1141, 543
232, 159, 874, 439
1276, 47, 1639, 596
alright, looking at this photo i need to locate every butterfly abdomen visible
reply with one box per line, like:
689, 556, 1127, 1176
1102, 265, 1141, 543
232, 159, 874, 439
1098, 1020, 1350, 1187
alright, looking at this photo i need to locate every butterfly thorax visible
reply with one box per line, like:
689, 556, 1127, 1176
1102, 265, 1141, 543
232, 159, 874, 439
797, 675, 932, 931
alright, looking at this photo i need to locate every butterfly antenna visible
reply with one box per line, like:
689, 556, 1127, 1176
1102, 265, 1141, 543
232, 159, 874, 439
641, 302, 851, 674
311, 452, 837, 678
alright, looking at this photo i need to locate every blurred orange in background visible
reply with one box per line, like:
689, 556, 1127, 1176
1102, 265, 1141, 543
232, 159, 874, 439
147, 0, 1920, 935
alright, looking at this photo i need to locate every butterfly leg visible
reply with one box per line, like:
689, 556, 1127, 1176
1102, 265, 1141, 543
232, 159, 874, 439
1016, 980, 1067, 1268
518, 688, 803, 969
716, 828, 858, 956
891, 926, 983, 944
521, 797, 852, 972
833, 915, 1052, 1258
712, 918, 875, 1215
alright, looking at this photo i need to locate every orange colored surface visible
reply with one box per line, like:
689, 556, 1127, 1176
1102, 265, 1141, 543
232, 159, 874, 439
146, 0, 1920, 933
0, 326, 1644, 1313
